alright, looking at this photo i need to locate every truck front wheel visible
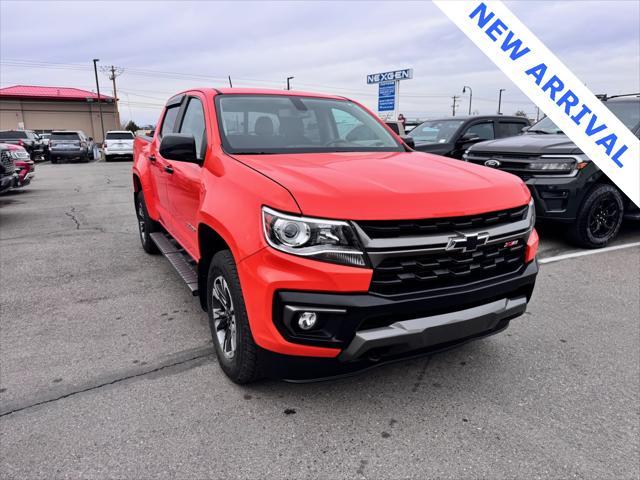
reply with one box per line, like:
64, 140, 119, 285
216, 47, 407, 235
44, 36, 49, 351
207, 250, 261, 384
135, 192, 160, 254
569, 184, 624, 248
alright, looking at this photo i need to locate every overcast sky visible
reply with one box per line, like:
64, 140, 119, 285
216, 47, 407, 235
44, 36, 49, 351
1, 1, 638, 125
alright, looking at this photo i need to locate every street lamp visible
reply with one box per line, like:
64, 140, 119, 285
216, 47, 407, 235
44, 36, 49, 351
286, 76, 294, 90
498, 88, 506, 115
462, 86, 473, 115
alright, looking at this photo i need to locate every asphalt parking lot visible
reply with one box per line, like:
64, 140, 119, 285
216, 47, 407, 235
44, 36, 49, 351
1, 161, 638, 479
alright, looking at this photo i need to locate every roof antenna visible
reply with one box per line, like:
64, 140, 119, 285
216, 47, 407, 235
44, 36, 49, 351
228, 76, 233, 88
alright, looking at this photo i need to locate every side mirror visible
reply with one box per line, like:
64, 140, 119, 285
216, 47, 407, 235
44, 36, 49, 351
400, 135, 415, 149
88, 137, 94, 141
159, 133, 199, 164
458, 133, 481, 145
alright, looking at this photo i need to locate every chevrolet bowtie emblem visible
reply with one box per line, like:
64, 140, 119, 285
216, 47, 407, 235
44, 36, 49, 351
446, 232, 490, 252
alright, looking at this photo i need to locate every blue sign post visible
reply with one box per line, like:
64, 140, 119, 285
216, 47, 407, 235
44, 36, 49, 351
367, 68, 413, 118
378, 81, 396, 112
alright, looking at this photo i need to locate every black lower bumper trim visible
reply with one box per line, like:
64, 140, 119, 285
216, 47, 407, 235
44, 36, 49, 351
258, 317, 513, 382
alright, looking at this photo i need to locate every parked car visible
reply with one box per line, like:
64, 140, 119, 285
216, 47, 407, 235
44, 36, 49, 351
39, 133, 51, 160
0, 130, 44, 160
408, 115, 530, 159
132, 88, 539, 383
0, 144, 18, 194
49, 130, 94, 163
8, 145, 35, 188
104, 130, 135, 161
464, 95, 640, 248
385, 120, 422, 136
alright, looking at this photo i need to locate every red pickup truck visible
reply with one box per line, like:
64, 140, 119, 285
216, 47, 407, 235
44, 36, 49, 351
133, 88, 539, 383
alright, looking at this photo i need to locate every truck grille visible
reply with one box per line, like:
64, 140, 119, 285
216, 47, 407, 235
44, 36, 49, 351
0, 152, 16, 174
357, 205, 528, 239
369, 241, 525, 296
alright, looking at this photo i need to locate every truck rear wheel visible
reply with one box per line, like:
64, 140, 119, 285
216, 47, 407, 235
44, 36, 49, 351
207, 250, 262, 384
568, 184, 624, 248
135, 192, 160, 254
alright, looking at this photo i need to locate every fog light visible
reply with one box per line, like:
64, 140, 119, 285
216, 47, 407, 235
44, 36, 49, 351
298, 312, 317, 330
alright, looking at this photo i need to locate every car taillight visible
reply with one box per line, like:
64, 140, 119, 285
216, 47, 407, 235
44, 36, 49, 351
525, 228, 539, 264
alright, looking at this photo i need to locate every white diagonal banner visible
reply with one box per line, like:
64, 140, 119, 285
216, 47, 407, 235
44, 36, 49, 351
433, 0, 639, 207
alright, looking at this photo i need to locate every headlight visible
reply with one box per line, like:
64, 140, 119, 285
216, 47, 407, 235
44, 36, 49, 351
526, 154, 590, 174
262, 206, 367, 267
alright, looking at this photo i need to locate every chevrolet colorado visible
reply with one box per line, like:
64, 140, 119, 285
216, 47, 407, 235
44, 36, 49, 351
133, 88, 539, 383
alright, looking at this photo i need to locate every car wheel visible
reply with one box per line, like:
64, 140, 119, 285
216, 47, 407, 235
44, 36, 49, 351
569, 184, 624, 248
135, 192, 160, 254
207, 250, 262, 384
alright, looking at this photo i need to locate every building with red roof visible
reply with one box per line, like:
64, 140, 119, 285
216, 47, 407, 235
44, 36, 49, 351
0, 85, 118, 142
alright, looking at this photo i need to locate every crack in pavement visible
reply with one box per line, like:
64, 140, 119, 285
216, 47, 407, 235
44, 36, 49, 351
0, 345, 214, 417
65, 207, 81, 229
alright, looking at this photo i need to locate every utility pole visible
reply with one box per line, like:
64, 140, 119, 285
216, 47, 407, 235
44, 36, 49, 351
498, 88, 506, 115
228, 75, 233, 88
286, 76, 294, 90
451, 95, 460, 116
536, 106, 540, 122
101, 65, 124, 128
92, 59, 105, 143
462, 86, 473, 115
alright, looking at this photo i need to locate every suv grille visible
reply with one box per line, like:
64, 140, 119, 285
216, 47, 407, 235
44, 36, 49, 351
357, 205, 528, 239
370, 241, 525, 296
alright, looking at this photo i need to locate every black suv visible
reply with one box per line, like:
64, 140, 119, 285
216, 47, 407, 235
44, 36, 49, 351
464, 95, 640, 248
408, 115, 530, 159
0, 130, 44, 160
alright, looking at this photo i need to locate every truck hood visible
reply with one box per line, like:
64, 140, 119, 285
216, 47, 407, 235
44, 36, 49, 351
470, 134, 582, 155
233, 151, 530, 220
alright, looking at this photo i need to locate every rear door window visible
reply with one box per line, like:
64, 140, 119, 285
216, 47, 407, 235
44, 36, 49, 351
497, 121, 528, 138
160, 105, 181, 138
0, 131, 27, 139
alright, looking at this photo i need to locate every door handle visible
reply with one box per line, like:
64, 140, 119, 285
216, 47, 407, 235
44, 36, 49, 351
164, 165, 174, 174
148, 154, 156, 162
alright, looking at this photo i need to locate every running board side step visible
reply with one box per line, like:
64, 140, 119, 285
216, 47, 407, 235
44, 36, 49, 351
149, 232, 199, 296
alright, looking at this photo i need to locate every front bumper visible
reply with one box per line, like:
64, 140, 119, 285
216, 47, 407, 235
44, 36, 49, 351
238, 246, 537, 378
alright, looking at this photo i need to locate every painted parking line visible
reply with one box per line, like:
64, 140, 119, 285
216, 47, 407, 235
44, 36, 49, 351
539, 242, 640, 265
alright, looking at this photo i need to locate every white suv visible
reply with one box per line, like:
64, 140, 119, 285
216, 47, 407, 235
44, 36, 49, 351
104, 130, 135, 161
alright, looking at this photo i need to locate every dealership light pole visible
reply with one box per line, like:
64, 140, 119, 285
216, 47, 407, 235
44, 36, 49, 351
498, 88, 506, 115
92, 59, 105, 143
451, 95, 460, 116
286, 76, 294, 90
462, 86, 473, 115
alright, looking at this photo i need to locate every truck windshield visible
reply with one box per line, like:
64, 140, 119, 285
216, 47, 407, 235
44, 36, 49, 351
408, 120, 464, 144
216, 95, 403, 154
529, 100, 640, 134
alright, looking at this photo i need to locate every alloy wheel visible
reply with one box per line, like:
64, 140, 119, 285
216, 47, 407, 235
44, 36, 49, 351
211, 275, 237, 359
588, 195, 621, 239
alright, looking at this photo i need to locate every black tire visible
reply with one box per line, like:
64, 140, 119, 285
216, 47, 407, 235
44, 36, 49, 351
568, 184, 624, 248
81, 152, 90, 163
207, 250, 262, 384
135, 192, 160, 254
50, 157, 58, 164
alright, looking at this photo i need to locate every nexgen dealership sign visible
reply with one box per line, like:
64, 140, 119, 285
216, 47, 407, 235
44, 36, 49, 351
367, 69, 413, 84
434, 0, 640, 207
